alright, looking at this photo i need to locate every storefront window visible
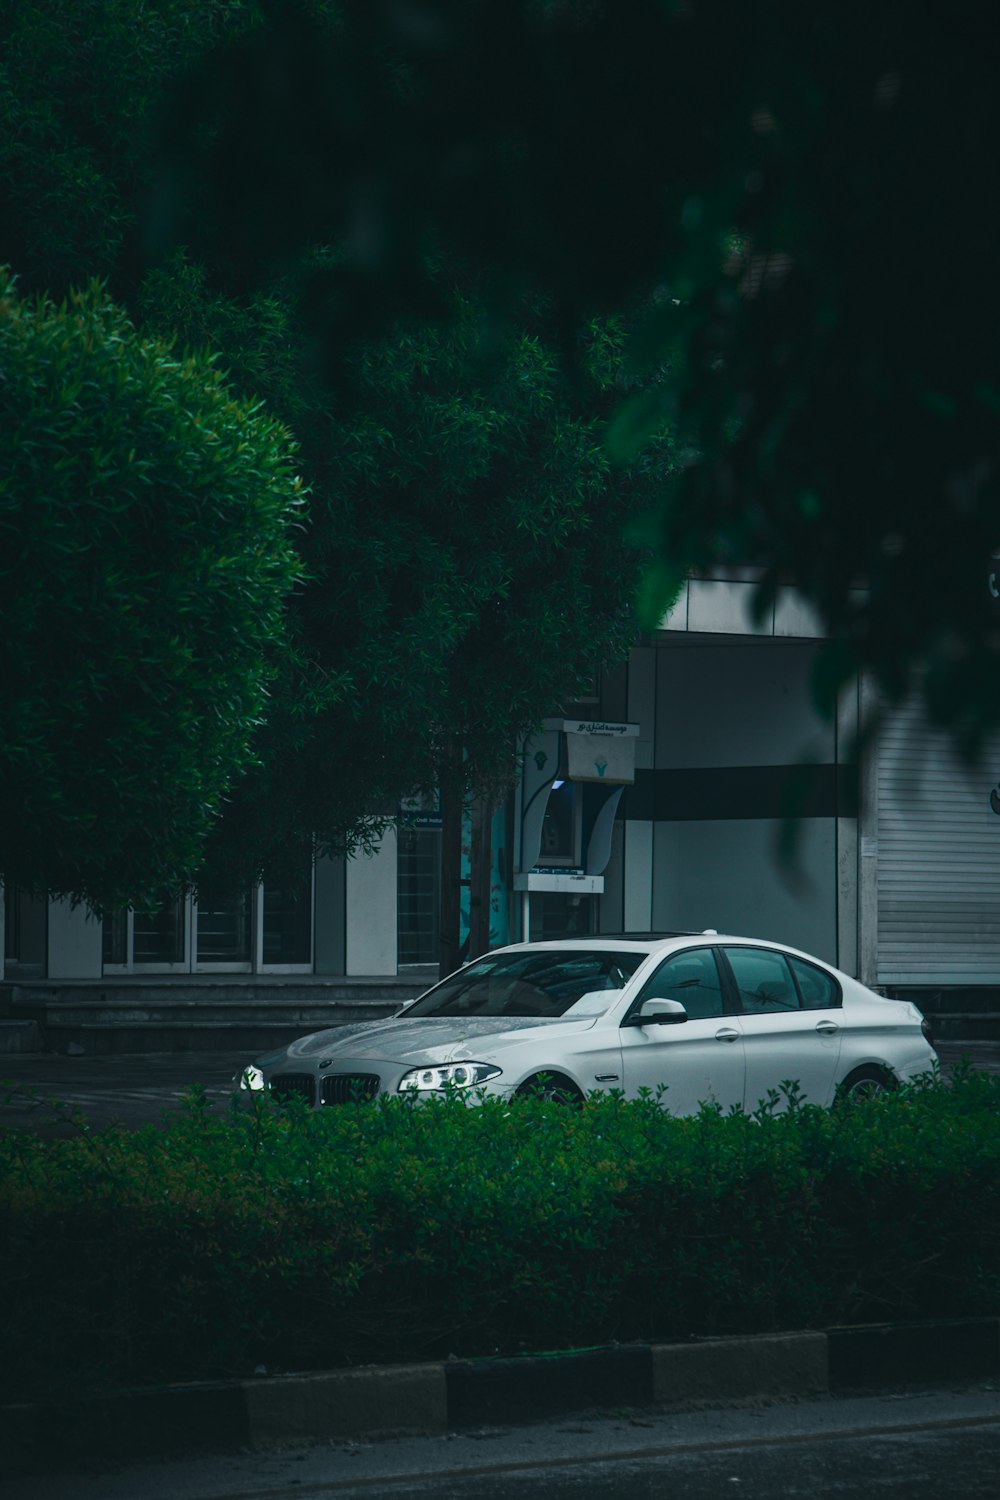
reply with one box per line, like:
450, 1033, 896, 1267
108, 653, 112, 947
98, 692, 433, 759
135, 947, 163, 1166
4, 885, 47, 977
101, 867, 316, 973
262, 871, 313, 966
101, 907, 128, 967
195, 886, 252, 967
398, 826, 441, 966
134, 898, 187, 965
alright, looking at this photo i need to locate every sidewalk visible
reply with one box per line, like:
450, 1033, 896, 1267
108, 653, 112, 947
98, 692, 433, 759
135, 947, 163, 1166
6, 1319, 1000, 1476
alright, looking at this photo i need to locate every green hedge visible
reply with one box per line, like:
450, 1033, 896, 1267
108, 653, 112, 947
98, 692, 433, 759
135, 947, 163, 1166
2, 1071, 999, 1404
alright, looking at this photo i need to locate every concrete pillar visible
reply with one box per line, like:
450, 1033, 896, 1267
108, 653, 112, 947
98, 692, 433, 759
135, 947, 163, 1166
836, 678, 860, 978
48, 898, 102, 979
623, 820, 654, 932
858, 672, 880, 988
313, 854, 346, 976
345, 827, 398, 976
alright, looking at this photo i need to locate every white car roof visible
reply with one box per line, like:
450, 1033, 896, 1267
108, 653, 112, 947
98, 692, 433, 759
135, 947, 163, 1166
482, 933, 844, 970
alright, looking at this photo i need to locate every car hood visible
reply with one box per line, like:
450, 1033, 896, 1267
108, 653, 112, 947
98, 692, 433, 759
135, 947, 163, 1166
265, 1014, 598, 1069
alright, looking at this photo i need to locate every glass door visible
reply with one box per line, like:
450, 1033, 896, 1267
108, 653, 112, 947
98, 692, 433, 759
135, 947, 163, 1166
102, 896, 190, 972
3, 885, 47, 978
259, 864, 314, 970
397, 827, 441, 966
195, 886, 253, 970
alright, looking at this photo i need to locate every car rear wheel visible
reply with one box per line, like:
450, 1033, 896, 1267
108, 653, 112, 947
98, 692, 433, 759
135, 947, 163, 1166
516, 1072, 583, 1106
837, 1065, 896, 1104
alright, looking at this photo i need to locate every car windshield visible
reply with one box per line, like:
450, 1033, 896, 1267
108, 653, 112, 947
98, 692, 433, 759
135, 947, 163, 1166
404, 950, 647, 1019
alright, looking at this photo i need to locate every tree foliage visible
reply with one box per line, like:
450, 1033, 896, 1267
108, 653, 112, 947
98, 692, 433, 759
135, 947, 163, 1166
170, 278, 666, 887
0, 0, 256, 298
0, 272, 304, 905
146, 0, 1000, 753
0, 0, 668, 898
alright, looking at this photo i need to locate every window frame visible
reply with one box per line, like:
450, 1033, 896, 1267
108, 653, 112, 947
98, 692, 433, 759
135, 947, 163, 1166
786, 952, 844, 1011
621, 944, 736, 1025
716, 944, 843, 1016
101, 873, 315, 975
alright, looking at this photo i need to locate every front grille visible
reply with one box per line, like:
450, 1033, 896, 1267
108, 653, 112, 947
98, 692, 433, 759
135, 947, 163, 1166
321, 1073, 381, 1105
269, 1072, 316, 1105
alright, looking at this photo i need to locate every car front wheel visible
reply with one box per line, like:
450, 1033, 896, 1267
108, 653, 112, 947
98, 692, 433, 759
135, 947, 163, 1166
515, 1072, 583, 1106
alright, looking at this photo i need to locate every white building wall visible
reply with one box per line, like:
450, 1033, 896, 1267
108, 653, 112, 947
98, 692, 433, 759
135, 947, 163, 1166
598, 820, 625, 932
651, 817, 837, 962
648, 637, 842, 966
661, 576, 826, 639
619, 645, 656, 930
622, 821, 654, 932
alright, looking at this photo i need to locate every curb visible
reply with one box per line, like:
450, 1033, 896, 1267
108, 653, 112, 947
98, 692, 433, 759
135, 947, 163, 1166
6, 1318, 998, 1475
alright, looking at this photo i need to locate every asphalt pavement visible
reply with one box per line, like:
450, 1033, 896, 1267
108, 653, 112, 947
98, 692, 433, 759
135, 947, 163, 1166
1, 1042, 997, 1138
0, 1049, 240, 1135
10, 1383, 1000, 1500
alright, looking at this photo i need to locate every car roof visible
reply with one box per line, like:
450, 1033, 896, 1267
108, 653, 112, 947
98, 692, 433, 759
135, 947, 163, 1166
487, 932, 720, 954
482, 933, 839, 966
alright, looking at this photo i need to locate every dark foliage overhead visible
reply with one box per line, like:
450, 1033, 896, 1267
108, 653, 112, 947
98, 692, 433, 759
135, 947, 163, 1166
148, 0, 1000, 751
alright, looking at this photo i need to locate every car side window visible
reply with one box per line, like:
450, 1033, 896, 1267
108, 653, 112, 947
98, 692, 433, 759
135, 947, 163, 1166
725, 947, 799, 1014
630, 947, 726, 1021
788, 955, 841, 1010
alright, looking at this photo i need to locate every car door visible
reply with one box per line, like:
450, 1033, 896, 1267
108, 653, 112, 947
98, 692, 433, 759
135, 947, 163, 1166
720, 945, 844, 1110
619, 946, 745, 1115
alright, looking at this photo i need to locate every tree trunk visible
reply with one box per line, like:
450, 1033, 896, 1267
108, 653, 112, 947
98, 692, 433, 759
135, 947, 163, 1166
438, 784, 464, 980
467, 795, 492, 962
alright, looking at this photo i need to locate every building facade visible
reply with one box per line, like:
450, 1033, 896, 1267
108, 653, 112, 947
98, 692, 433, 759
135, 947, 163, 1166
4, 574, 999, 1012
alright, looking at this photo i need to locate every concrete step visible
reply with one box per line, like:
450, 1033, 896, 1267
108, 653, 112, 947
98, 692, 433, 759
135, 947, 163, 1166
0, 1021, 44, 1056
924, 1013, 1000, 1044
1, 978, 429, 1055
886, 988, 1000, 1045
41, 1020, 402, 1056
5, 977, 425, 1009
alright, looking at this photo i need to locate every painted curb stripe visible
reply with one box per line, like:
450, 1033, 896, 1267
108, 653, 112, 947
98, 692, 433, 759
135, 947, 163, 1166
6, 1318, 1000, 1474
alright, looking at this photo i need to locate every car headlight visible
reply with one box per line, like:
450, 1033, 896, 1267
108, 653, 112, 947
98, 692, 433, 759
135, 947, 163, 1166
240, 1065, 265, 1091
398, 1061, 502, 1092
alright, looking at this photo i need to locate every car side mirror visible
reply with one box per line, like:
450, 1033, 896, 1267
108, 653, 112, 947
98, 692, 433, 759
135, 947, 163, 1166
630, 997, 688, 1026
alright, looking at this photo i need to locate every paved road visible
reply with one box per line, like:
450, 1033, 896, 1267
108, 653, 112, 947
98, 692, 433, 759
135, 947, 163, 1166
0, 1050, 240, 1135
11, 1384, 1000, 1499
1, 1043, 997, 1137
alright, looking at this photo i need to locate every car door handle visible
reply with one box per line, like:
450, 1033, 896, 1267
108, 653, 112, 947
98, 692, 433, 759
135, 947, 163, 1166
815, 1020, 839, 1036
714, 1027, 740, 1043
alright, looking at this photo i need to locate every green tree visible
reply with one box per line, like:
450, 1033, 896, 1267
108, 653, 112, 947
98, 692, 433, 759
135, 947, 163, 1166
150, 0, 1000, 755
0, 2, 667, 913
0, 0, 256, 297
0, 273, 304, 906
147, 271, 665, 899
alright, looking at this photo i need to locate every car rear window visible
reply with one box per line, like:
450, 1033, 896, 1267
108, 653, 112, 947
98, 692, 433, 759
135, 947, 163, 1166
788, 955, 842, 1009
404, 951, 647, 1019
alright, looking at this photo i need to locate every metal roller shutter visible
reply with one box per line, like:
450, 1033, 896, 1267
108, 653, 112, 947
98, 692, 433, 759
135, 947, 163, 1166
877, 698, 1000, 984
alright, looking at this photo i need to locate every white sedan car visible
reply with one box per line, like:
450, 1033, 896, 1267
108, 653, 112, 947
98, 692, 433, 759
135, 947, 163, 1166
240, 933, 937, 1114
